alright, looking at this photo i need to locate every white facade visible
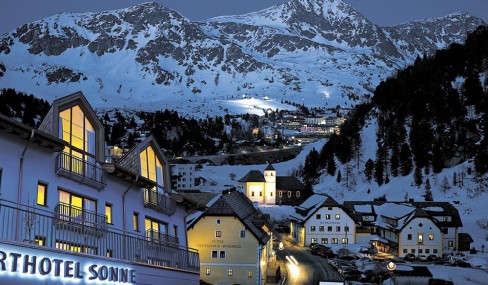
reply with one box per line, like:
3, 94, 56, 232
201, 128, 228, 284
170, 163, 199, 190
0, 92, 199, 285
264, 166, 276, 205
399, 217, 442, 257
301, 207, 355, 247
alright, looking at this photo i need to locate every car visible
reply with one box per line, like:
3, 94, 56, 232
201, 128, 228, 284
317, 248, 337, 258
418, 254, 428, 261
404, 253, 416, 261
453, 260, 471, 268
427, 254, 438, 261
310, 244, 330, 255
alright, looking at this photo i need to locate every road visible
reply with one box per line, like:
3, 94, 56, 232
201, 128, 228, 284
275, 235, 343, 285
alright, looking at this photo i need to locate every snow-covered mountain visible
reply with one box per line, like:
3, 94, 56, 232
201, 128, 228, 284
0, 0, 485, 116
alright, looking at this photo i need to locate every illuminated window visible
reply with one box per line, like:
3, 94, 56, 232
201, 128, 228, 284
448, 241, 454, 247
145, 217, 168, 241
311, 238, 317, 244
106, 250, 113, 257
37, 182, 47, 206
105, 203, 112, 224
429, 234, 434, 240
287, 191, 291, 197
319, 226, 324, 232
326, 214, 331, 220
248, 270, 253, 278
336, 226, 341, 232
332, 238, 338, 244
310, 226, 316, 232
206, 268, 211, 275
296, 191, 300, 197
228, 268, 233, 276
321, 238, 328, 244
58, 190, 96, 221
56, 240, 97, 255
279, 191, 282, 197
216, 230, 222, 238
133, 212, 139, 231
140, 145, 164, 192
335, 214, 340, 220
35, 236, 46, 246
59, 106, 96, 176
417, 234, 424, 244
342, 238, 349, 244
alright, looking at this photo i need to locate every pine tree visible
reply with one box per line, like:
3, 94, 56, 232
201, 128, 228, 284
327, 156, 336, 176
440, 176, 450, 193
399, 143, 413, 176
364, 159, 374, 181
424, 178, 433, 201
414, 166, 423, 187
336, 170, 342, 183
374, 159, 384, 186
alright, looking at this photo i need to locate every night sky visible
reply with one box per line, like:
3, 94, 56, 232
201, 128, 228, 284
2, 0, 487, 35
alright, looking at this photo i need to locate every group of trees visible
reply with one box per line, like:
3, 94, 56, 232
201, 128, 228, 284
0, 88, 50, 127
301, 25, 488, 189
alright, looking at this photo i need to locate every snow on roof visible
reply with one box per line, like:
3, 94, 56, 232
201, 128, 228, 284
296, 194, 328, 210
423, 206, 445, 212
354, 204, 373, 213
374, 203, 415, 219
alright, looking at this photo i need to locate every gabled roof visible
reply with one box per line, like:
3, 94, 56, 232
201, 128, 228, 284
187, 190, 271, 245
116, 134, 172, 193
276, 176, 305, 191
238, 170, 266, 182
265, 163, 275, 171
290, 194, 348, 223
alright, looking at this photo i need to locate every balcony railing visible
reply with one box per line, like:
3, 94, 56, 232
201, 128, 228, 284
56, 152, 106, 190
0, 199, 199, 273
143, 189, 175, 215
146, 229, 179, 245
54, 202, 107, 235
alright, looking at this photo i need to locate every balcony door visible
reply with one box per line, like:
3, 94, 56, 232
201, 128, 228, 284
140, 145, 164, 194
59, 190, 96, 224
145, 218, 168, 241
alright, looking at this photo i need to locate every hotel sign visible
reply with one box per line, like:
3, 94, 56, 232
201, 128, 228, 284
0, 246, 135, 284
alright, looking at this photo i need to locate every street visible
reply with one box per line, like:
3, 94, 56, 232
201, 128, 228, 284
275, 235, 343, 285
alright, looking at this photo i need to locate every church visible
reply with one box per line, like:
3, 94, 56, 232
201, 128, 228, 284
238, 164, 307, 205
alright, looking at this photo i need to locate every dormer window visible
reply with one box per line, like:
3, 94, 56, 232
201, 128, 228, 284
140, 145, 164, 191
60, 105, 96, 171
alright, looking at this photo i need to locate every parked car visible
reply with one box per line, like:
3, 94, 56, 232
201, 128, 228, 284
310, 244, 330, 255
427, 254, 438, 261
317, 248, 337, 258
404, 253, 416, 261
418, 254, 428, 261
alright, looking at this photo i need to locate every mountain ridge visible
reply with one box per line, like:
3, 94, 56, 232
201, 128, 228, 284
0, 0, 485, 117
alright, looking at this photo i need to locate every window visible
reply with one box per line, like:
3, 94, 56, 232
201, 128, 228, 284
311, 238, 317, 244
321, 238, 328, 244
325, 214, 331, 220
145, 218, 168, 241
448, 241, 454, 247
240, 230, 246, 238
336, 226, 341, 232
443, 217, 448, 222
173, 225, 178, 238
296, 191, 300, 197
331, 238, 338, 244
251, 191, 255, 197
133, 212, 139, 231
319, 226, 324, 232
279, 191, 282, 197
248, 270, 253, 278
411, 249, 416, 253
429, 234, 434, 240
287, 191, 291, 197
364, 216, 369, 221
417, 234, 424, 244
335, 214, 340, 220
403, 249, 408, 254
216, 219, 221, 225
56, 240, 97, 255
35, 236, 46, 246
212, 251, 218, 258
140, 145, 164, 192
433, 249, 438, 254
259, 191, 262, 197
228, 268, 233, 276
270, 192, 273, 197
327, 226, 332, 232
220, 251, 226, 258
310, 226, 316, 232
105, 204, 112, 224
58, 190, 97, 221
206, 268, 211, 275
216, 230, 222, 238
59, 106, 96, 175
106, 250, 113, 257
37, 182, 47, 206
425, 249, 430, 254
345, 226, 350, 232
0, 168, 2, 192
316, 214, 321, 220
342, 238, 348, 244
418, 248, 423, 254
407, 234, 412, 240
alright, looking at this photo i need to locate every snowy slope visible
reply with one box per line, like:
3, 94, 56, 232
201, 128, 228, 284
0, 0, 485, 118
